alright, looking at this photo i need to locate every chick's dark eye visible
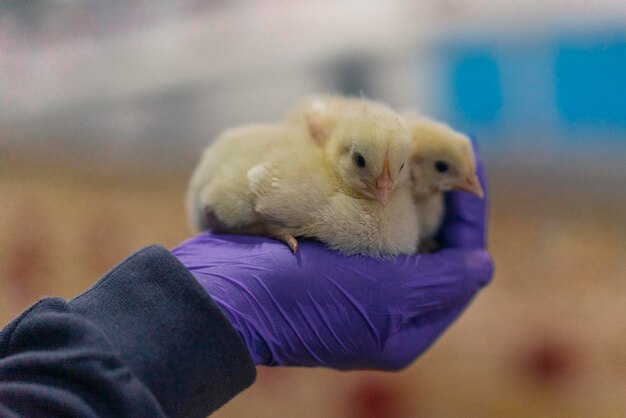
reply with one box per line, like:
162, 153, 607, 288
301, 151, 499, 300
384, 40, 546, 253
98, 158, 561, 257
354, 153, 366, 168
399, 163, 405, 172
435, 160, 449, 173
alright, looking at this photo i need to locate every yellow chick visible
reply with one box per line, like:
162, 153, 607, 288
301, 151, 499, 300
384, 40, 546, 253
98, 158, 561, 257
187, 114, 418, 256
258, 106, 418, 256
286, 94, 410, 206
403, 112, 484, 251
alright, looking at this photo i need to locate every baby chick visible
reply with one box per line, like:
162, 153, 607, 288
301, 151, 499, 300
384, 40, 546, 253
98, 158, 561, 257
257, 107, 417, 256
286, 94, 409, 206
403, 112, 484, 251
187, 113, 418, 257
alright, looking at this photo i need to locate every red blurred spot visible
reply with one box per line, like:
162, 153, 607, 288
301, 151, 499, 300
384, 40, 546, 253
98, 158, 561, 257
350, 379, 402, 418
522, 338, 578, 385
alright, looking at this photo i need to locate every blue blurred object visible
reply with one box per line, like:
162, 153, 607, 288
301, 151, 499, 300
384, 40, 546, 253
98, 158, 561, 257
436, 28, 626, 152
555, 32, 626, 129
449, 47, 503, 125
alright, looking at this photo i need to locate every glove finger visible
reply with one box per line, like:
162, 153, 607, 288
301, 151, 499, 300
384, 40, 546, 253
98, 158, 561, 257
437, 138, 489, 249
394, 249, 493, 319
377, 300, 470, 370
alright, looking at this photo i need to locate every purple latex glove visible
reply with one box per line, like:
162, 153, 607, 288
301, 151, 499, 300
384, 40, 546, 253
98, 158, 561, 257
172, 147, 493, 370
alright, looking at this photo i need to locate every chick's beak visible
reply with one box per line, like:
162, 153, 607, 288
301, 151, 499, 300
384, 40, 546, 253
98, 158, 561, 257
454, 174, 484, 198
373, 158, 393, 206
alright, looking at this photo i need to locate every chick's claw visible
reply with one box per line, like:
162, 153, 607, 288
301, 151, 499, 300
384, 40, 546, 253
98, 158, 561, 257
264, 226, 298, 253
283, 235, 299, 253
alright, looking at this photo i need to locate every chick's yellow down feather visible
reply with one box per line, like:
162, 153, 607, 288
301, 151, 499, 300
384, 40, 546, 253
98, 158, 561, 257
402, 112, 484, 250
286, 94, 413, 207
187, 121, 419, 257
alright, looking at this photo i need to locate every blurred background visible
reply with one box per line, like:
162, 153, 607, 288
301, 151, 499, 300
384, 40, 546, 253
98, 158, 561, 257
1, 0, 625, 416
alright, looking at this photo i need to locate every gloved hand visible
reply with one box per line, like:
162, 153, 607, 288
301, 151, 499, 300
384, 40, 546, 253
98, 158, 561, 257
172, 148, 493, 371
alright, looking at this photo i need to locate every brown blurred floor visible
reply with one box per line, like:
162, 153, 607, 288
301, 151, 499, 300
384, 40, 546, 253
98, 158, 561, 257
1, 157, 624, 417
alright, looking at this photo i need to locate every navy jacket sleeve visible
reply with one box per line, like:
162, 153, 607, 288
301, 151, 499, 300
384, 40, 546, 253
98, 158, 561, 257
0, 245, 256, 417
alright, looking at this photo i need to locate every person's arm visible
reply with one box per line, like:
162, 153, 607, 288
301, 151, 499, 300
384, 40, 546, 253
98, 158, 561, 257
0, 246, 255, 418
0, 143, 492, 416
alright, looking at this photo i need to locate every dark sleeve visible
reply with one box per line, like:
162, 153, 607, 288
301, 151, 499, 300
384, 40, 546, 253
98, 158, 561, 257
0, 245, 256, 418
